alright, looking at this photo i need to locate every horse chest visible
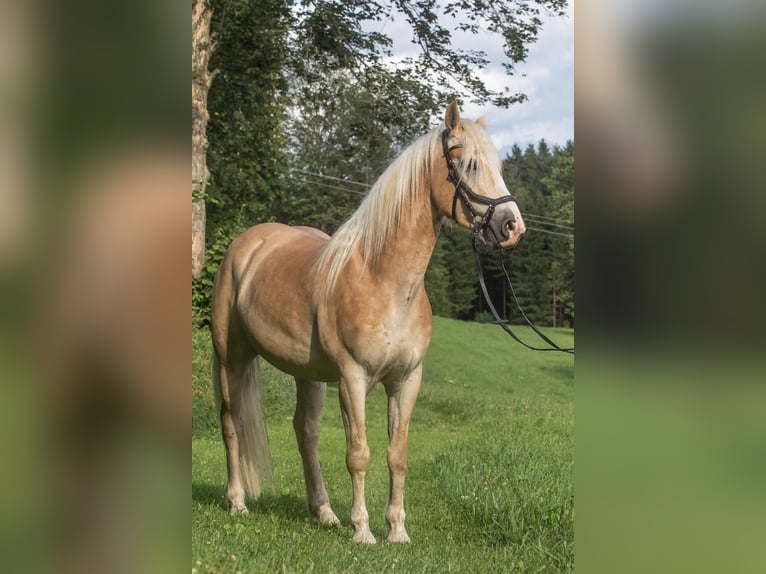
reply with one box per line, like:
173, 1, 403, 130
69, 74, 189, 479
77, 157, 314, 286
340, 303, 430, 380
350, 330, 421, 381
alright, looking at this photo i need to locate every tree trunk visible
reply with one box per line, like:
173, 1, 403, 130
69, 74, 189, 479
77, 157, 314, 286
192, 0, 216, 278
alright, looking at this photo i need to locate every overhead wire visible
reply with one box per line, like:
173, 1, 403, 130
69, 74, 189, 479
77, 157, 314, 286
522, 216, 574, 230
291, 168, 373, 189
524, 226, 574, 238
287, 169, 574, 235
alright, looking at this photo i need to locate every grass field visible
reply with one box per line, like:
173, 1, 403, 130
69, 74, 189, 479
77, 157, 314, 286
192, 317, 574, 573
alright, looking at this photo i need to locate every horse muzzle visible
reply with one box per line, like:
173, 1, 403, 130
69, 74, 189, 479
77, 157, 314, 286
487, 206, 526, 249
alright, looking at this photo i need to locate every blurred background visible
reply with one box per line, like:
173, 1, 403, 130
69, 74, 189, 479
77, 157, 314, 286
0, 0, 764, 572
0, 0, 188, 572
576, 0, 766, 572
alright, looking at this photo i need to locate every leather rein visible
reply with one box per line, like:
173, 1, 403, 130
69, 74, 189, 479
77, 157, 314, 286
442, 129, 574, 354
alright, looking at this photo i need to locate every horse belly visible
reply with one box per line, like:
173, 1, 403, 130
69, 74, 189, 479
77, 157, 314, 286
258, 346, 340, 382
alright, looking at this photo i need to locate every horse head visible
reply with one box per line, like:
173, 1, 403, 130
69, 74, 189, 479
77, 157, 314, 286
433, 101, 526, 248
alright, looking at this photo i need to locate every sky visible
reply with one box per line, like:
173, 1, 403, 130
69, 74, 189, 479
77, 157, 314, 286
381, 2, 574, 158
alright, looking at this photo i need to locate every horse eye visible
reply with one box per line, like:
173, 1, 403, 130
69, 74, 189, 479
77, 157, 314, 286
466, 160, 478, 173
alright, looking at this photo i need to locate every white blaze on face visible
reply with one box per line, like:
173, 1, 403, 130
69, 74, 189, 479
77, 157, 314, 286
496, 178, 526, 248
468, 123, 526, 248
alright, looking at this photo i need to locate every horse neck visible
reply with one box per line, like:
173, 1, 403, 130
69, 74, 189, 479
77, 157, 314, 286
371, 183, 440, 288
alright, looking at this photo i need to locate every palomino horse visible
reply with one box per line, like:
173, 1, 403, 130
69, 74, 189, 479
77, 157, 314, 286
210, 102, 525, 544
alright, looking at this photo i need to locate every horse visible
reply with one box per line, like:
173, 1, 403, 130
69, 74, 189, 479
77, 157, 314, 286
210, 102, 526, 544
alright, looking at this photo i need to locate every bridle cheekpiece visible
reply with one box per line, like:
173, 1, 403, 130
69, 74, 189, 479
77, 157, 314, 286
441, 129, 517, 239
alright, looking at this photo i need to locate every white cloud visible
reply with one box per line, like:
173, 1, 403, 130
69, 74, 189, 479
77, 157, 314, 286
461, 3, 574, 155
374, 2, 574, 154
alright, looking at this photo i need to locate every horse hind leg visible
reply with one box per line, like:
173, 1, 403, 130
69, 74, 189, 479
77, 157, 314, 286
213, 354, 274, 515
293, 379, 339, 525
213, 355, 248, 514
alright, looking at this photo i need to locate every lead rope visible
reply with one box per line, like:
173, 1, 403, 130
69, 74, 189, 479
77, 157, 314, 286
471, 226, 574, 354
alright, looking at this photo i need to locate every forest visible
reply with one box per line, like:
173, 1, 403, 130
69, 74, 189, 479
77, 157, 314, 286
192, 0, 573, 329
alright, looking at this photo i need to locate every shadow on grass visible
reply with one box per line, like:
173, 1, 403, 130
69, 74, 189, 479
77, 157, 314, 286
192, 481, 226, 510
192, 481, 349, 528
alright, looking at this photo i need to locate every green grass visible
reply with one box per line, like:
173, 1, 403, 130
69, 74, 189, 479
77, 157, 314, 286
193, 317, 573, 573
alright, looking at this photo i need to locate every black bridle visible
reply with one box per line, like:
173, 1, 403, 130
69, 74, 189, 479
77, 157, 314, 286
442, 129, 517, 235
442, 129, 574, 355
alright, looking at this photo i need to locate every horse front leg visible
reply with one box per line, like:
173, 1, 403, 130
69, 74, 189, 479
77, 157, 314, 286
384, 364, 422, 543
338, 370, 376, 544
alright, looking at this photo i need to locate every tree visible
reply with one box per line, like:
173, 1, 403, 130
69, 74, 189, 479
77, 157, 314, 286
425, 226, 479, 319
288, 0, 567, 109
192, 0, 216, 278
202, 0, 570, 229
205, 0, 291, 230
424, 234, 452, 317
442, 226, 481, 319
542, 142, 574, 326
283, 71, 440, 234
493, 141, 575, 327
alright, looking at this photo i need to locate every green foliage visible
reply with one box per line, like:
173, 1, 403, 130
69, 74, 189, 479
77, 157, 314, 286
501, 140, 575, 327
424, 233, 452, 317
192, 316, 574, 572
205, 0, 291, 230
543, 144, 575, 324
192, 211, 249, 328
192, 328, 219, 436
287, 0, 568, 109
425, 225, 480, 319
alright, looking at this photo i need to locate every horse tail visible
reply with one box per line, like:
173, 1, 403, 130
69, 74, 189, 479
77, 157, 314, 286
212, 354, 275, 498
236, 357, 275, 498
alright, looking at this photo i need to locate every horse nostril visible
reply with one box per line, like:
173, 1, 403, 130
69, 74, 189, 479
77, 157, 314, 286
504, 218, 515, 237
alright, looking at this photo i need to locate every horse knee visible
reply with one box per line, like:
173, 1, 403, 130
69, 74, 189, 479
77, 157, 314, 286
387, 444, 408, 474
346, 442, 370, 474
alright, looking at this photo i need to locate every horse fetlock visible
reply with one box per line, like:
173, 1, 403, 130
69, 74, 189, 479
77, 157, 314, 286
386, 506, 406, 527
350, 506, 373, 540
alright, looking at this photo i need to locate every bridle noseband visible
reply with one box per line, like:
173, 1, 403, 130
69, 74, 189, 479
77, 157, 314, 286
442, 129, 517, 237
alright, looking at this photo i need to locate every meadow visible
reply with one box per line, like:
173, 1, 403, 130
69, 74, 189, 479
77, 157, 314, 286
192, 317, 574, 573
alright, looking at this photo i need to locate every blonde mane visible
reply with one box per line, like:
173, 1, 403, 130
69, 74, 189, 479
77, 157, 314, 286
315, 120, 500, 295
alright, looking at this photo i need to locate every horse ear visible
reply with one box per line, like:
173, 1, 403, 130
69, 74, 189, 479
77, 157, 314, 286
445, 101, 461, 132
476, 115, 486, 128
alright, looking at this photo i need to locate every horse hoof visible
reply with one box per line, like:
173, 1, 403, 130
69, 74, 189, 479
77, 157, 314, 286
317, 510, 340, 526
387, 531, 411, 544
228, 502, 249, 516
352, 529, 377, 544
